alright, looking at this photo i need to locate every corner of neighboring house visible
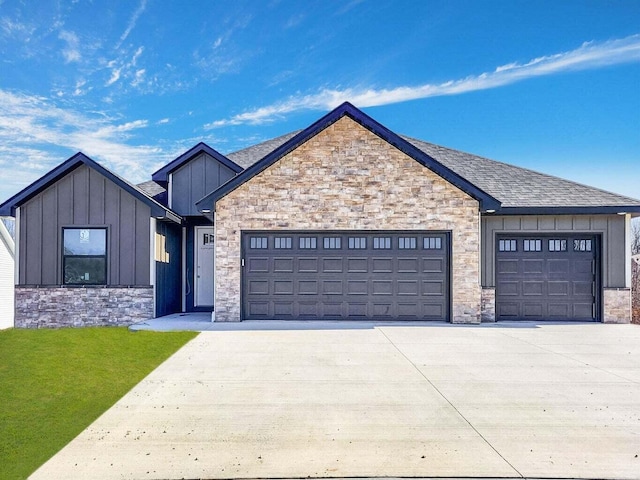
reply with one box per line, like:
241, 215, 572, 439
0, 219, 15, 329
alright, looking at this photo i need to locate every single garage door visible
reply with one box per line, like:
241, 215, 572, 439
495, 234, 599, 321
242, 231, 450, 320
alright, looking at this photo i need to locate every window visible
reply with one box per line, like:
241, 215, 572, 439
498, 239, 517, 252
398, 237, 417, 249
274, 237, 292, 249
299, 237, 317, 249
348, 237, 366, 249
423, 237, 442, 250
250, 237, 268, 249
63, 228, 107, 285
373, 237, 391, 249
523, 239, 542, 252
574, 239, 592, 252
549, 239, 567, 252
323, 237, 341, 249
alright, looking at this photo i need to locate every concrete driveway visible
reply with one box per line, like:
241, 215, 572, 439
31, 322, 640, 479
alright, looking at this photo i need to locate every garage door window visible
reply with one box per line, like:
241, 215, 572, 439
348, 237, 366, 249
549, 239, 567, 252
574, 239, 592, 252
498, 239, 517, 252
299, 237, 317, 249
323, 237, 342, 249
373, 237, 392, 249
523, 239, 542, 252
424, 237, 442, 249
250, 237, 268, 249
274, 237, 292, 249
398, 237, 417, 249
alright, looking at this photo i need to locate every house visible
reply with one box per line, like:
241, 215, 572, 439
1, 102, 639, 327
0, 219, 14, 329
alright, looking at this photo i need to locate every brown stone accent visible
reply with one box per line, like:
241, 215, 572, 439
481, 288, 496, 322
603, 288, 631, 324
15, 286, 154, 328
214, 116, 481, 323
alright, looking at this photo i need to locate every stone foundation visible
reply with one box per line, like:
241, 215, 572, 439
481, 288, 496, 322
15, 286, 154, 328
632, 261, 640, 325
603, 288, 631, 324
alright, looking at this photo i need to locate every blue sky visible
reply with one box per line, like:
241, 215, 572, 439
0, 0, 639, 203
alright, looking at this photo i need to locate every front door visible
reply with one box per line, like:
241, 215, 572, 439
195, 226, 214, 307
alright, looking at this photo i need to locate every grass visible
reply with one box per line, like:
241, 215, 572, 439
0, 327, 198, 480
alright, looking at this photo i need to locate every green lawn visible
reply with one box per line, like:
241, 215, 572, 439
0, 327, 198, 480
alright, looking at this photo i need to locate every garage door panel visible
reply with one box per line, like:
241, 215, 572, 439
372, 280, 393, 295
298, 257, 318, 273
347, 280, 368, 295
496, 235, 597, 321
498, 281, 519, 296
247, 257, 269, 273
243, 231, 449, 320
274, 302, 294, 317
523, 259, 544, 274
274, 280, 294, 295
522, 281, 544, 296
322, 280, 343, 295
298, 280, 318, 295
548, 303, 570, 318
347, 258, 368, 273
497, 259, 519, 274
248, 280, 269, 295
398, 280, 419, 296
372, 258, 393, 272
422, 258, 444, 273
548, 281, 568, 296
273, 257, 294, 272
322, 258, 343, 273
422, 280, 444, 295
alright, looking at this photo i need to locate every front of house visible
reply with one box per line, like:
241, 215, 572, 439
1, 103, 639, 327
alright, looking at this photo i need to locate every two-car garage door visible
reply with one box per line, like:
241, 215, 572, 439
242, 231, 450, 321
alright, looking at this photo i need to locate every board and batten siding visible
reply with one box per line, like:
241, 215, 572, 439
18, 164, 151, 286
170, 152, 236, 216
482, 214, 626, 288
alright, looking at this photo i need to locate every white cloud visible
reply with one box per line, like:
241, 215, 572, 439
116, 0, 147, 49
0, 89, 166, 199
157, 118, 170, 124
59, 30, 81, 63
206, 34, 640, 128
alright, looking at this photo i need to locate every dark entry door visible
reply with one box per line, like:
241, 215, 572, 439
495, 235, 598, 321
242, 231, 450, 321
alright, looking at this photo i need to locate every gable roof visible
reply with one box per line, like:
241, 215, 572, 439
0, 152, 181, 222
200, 109, 640, 216
196, 102, 502, 213
152, 142, 243, 187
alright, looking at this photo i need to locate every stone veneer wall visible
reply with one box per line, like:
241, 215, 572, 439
214, 116, 481, 323
481, 288, 496, 322
603, 288, 631, 324
15, 286, 154, 328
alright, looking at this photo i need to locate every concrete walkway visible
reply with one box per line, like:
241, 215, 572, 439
31, 323, 640, 479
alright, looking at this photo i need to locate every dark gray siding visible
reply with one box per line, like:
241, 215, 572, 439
171, 152, 236, 216
19, 165, 151, 286
482, 215, 625, 288
155, 221, 182, 317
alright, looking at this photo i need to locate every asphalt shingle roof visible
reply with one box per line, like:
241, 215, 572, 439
222, 129, 640, 209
